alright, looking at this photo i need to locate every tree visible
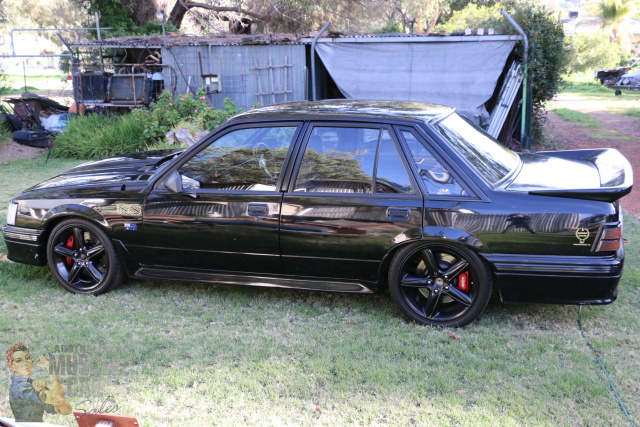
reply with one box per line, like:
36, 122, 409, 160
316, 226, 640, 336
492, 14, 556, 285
167, 0, 381, 33
437, 0, 500, 26
567, 31, 627, 72
0, 0, 89, 45
434, 3, 503, 33
597, 0, 638, 51
76, 0, 176, 37
381, 0, 449, 34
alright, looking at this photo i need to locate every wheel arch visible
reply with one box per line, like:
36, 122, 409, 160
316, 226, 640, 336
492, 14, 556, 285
377, 226, 496, 292
40, 205, 111, 263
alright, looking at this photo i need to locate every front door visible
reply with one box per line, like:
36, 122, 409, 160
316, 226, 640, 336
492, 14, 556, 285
140, 124, 301, 274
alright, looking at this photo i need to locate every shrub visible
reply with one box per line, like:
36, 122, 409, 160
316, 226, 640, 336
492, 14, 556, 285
54, 91, 245, 159
567, 31, 628, 72
134, 89, 244, 146
53, 113, 147, 159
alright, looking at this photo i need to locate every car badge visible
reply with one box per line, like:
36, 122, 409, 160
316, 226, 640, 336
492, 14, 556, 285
124, 223, 138, 231
116, 203, 142, 216
574, 228, 590, 246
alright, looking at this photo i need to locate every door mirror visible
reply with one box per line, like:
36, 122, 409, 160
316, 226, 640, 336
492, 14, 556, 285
162, 170, 183, 193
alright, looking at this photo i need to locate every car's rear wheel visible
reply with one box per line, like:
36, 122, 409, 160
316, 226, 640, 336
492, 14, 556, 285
47, 219, 124, 295
389, 242, 491, 327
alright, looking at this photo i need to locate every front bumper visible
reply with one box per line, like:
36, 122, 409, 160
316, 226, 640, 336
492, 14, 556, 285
2, 225, 47, 266
482, 250, 624, 304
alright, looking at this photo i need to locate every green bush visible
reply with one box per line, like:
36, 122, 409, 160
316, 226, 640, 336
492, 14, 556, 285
53, 113, 147, 159
567, 32, 628, 72
53, 91, 247, 159
133, 89, 244, 146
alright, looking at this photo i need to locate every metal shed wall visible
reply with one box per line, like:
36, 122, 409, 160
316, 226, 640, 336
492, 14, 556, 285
161, 44, 307, 110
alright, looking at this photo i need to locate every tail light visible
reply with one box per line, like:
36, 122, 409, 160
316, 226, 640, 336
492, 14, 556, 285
596, 223, 622, 252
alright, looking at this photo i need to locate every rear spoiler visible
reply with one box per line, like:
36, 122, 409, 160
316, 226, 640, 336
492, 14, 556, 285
529, 149, 633, 202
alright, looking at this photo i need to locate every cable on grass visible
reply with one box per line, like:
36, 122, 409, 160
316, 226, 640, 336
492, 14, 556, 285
578, 306, 636, 427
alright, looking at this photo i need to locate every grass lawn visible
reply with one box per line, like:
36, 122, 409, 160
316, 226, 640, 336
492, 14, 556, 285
3, 74, 69, 93
552, 108, 601, 128
1, 154, 639, 426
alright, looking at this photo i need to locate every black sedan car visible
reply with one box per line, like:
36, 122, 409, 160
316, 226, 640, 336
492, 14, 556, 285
3, 101, 633, 327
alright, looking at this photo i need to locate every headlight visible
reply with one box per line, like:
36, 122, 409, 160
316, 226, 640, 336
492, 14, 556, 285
7, 202, 18, 225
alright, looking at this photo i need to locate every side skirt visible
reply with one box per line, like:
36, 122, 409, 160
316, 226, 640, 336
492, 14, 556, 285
133, 267, 375, 294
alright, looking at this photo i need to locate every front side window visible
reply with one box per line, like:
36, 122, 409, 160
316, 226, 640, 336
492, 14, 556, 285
434, 113, 519, 185
179, 126, 297, 191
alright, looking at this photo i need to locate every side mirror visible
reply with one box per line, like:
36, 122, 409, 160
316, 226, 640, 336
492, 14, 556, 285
162, 170, 183, 193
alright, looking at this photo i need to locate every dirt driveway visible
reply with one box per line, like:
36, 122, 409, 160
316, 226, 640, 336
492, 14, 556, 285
544, 93, 640, 215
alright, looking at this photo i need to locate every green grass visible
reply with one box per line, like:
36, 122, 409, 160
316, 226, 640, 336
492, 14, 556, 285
3, 73, 69, 93
1, 156, 640, 425
591, 134, 633, 140
561, 72, 613, 94
619, 107, 640, 117
553, 107, 602, 127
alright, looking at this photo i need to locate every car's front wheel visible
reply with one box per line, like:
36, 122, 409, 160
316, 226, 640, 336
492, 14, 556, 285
389, 242, 491, 327
47, 219, 124, 295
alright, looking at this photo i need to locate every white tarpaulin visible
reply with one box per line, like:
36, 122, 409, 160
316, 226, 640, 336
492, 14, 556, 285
315, 39, 516, 124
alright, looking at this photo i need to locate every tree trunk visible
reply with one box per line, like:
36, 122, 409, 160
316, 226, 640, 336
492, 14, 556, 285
126, 0, 162, 26
169, 0, 192, 29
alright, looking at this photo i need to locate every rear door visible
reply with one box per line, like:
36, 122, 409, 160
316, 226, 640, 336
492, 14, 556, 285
280, 123, 423, 283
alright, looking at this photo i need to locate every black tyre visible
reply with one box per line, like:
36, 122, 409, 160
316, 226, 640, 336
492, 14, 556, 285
46, 219, 124, 295
389, 242, 491, 327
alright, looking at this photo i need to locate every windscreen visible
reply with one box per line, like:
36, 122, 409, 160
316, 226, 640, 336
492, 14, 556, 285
435, 113, 519, 185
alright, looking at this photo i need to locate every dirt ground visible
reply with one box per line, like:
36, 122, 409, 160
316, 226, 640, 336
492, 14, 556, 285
0, 138, 46, 164
544, 94, 640, 215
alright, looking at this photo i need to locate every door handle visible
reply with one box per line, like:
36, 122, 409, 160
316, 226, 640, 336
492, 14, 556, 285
248, 203, 269, 216
387, 208, 411, 221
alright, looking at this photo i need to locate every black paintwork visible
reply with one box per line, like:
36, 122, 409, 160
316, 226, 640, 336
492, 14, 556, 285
2, 100, 632, 305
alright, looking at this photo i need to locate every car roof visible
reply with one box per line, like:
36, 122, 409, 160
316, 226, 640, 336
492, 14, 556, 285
231, 100, 454, 125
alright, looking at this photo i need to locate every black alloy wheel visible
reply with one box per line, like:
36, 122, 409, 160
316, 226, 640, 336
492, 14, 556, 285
389, 242, 491, 327
47, 219, 124, 295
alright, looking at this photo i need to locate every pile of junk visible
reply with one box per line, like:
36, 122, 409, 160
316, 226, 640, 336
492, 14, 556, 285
595, 57, 640, 96
1, 92, 72, 147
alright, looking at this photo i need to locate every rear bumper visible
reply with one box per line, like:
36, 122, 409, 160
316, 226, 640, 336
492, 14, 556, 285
2, 225, 47, 266
481, 250, 623, 304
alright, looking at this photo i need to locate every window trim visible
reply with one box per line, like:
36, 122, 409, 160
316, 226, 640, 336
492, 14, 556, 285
287, 122, 421, 198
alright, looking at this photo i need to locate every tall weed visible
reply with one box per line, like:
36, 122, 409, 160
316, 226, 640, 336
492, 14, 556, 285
53, 113, 146, 159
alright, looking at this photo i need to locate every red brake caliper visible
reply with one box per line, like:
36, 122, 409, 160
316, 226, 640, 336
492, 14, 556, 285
458, 271, 469, 292
65, 235, 74, 265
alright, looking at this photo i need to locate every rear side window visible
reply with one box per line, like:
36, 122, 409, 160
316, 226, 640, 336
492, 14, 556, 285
401, 130, 469, 197
294, 127, 414, 194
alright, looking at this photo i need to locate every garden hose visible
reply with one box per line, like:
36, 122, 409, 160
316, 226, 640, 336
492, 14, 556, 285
578, 306, 635, 427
